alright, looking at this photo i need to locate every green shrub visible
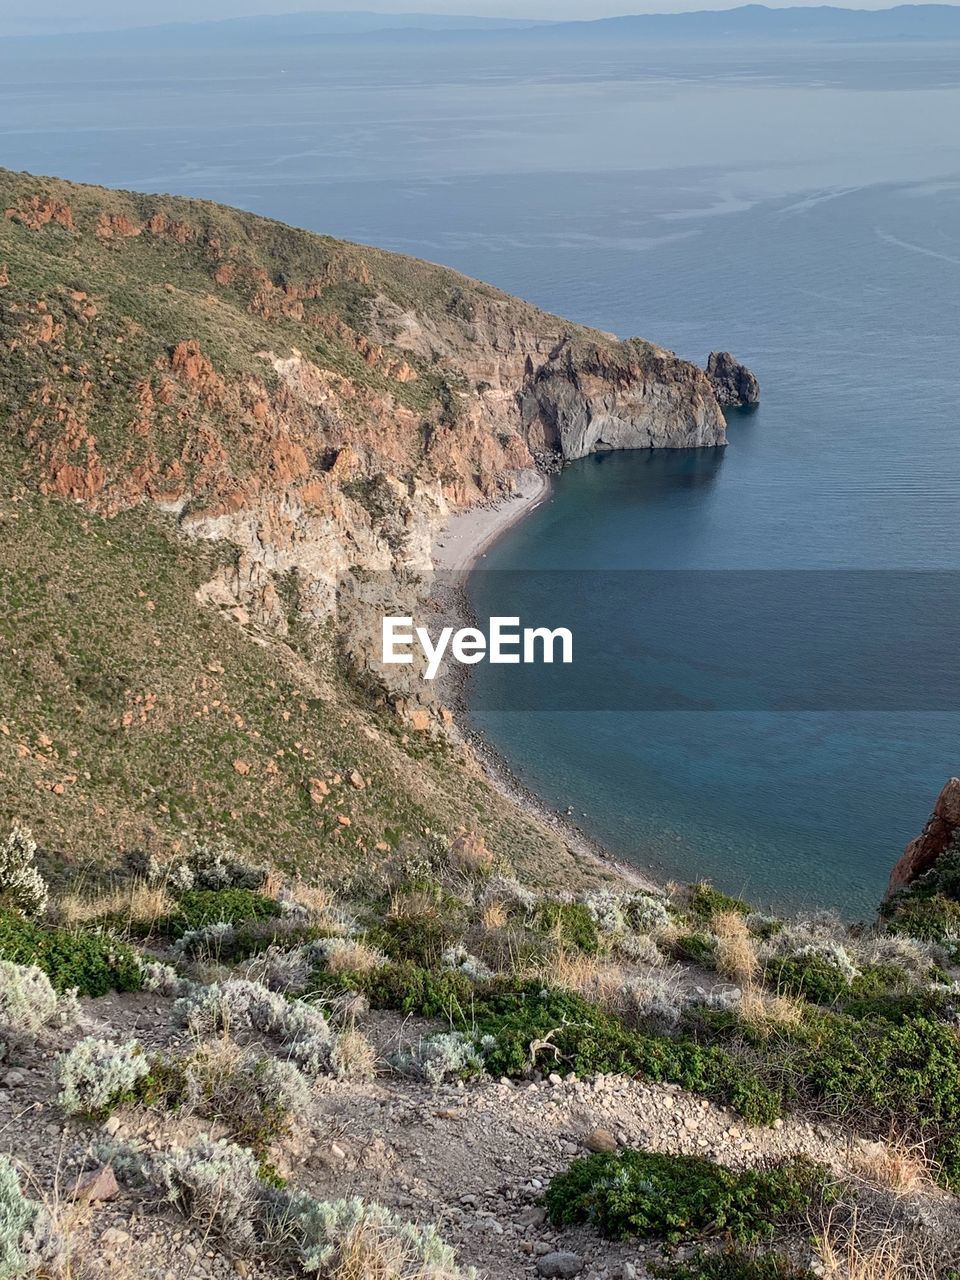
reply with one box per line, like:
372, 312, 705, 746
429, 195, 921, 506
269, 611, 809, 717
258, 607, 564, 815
671, 933, 718, 966
546, 1150, 828, 1243
0, 910, 142, 996
766, 955, 909, 1006
881, 839, 960, 956
885, 892, 960, 953
691, 883, 751, 920
472, 986, 781, 1125
350, 962, 477, 1020
534, 900, 601, 953
800, 1008, 960, 1185
373, 883, 464, 968
655, 1249, 815, 1280
692, 999, 960, 1190
161, 888, 281, 937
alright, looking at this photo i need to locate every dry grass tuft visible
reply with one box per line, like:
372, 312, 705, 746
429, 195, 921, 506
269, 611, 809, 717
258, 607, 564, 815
848, 1135, 938, 1197
815, 1209, 937, 1280
329, 1220, 409, 1280
526, 950, 628, 1010
284, 880, 335, 920
738, 984, 804, 1030
53, 878, 173, 929
481, 901, 508, 930
711, 910, 759, 984
326, 941, 385, 977
388, 888, 439, 924
331, 1028, 378, 1082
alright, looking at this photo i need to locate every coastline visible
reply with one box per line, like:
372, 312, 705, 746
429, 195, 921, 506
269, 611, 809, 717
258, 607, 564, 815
431, 468, 549, 575
428, 468, 660, 893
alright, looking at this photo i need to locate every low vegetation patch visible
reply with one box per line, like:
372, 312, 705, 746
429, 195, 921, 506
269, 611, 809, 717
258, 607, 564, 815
0, 910, 142, 996
546, 1150, 832, 1244
655, 1250, 815, 1280
105, 1135, 476, 1278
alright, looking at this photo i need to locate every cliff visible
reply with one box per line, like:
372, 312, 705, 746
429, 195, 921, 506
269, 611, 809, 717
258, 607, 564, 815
1, 169, 726, 634
0, 166, 730, 873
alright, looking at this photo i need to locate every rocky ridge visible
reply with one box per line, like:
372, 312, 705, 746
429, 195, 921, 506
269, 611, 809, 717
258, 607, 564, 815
1, 168, 735, 646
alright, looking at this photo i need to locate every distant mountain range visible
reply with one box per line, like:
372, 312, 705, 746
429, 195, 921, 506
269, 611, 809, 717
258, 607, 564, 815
542, 3, 960, 40
5, 4, 960, 46
1, 10, 547, 44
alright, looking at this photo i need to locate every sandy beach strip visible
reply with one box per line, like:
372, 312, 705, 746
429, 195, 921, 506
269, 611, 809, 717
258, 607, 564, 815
431, 468, 548, 574
425, 468, 660, 892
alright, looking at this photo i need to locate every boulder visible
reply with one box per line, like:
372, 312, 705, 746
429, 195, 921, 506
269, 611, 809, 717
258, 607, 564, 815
887, 777, 960, 896
537, 1253, 584, 1279
71, 1165, 120, 1203
706, 351, 760, 408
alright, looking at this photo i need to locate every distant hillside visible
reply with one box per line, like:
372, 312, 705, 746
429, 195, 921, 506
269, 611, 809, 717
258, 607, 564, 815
540, 3, 960, 41
8, 5, 960, 48
1, 9, 549, 45
0, 167, 720, 876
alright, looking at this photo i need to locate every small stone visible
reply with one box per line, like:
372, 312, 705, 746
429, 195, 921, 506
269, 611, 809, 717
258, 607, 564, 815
329, 1143, 347, 1161
100, 1228, 130, 1248
72, 1166, 119, 1203
538, 1252, 585, 1278
102, 1116, 122, 1137
1, 1070, 25, 1088
349, 770, 366, 790
584, 1127, 618, 1154
547, 1073, 563, 1086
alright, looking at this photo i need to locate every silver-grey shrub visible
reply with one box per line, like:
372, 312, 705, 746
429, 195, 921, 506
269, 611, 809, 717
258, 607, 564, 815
173, 980, 334, 1077
0, 1154, 64, 1280
270, 1190, 476, 1277
0, 962, 58, 1035
0, 827, 48, 920
393, 1032, 489, 1086
57, 1037, 152, 1117
105, 1137, 475, 1276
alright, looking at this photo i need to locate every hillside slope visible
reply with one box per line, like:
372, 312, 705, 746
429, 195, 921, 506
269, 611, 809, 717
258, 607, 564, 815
0, 168, 723, 880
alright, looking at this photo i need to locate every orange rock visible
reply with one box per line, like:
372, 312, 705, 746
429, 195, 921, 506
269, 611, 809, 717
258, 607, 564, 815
95, 212, 142, 239
5, 195, 75, 232
233, 759, 252, 776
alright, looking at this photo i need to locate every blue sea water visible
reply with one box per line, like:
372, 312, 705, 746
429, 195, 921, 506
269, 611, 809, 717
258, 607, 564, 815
3, 32, 960, 911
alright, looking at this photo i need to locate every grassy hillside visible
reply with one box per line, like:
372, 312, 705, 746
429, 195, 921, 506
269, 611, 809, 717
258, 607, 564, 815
0, 168, 605, 887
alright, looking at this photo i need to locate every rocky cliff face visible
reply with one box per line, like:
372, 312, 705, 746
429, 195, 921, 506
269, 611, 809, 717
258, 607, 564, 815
887, 777, 960, 896
706, 351, 761, 408
1, 168, 728, 646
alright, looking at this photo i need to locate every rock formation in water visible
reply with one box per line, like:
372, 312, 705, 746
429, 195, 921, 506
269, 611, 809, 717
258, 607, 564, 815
706, 350, 761, 408
886, 777, 960, 895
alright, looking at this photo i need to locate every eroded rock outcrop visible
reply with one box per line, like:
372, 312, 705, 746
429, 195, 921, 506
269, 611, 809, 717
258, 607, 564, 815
706, 351, 760, 408
0, 168, 735, 671
887, 777, 960, 895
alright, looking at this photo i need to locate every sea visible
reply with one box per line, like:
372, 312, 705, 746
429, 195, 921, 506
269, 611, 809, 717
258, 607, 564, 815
3, 30, 960, 912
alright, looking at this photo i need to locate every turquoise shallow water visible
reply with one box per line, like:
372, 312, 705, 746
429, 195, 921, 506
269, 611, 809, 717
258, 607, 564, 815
3, 32, 960, 912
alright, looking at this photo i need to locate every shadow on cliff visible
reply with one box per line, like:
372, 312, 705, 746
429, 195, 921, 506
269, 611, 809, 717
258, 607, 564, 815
588, 442, 727, 499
